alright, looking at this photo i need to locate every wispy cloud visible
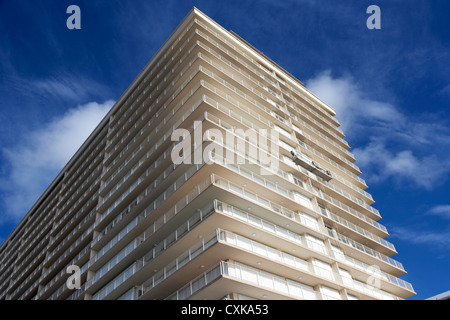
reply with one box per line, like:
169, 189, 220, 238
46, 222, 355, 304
389, 202, 450, 252
0, 100, 114, 223
389, 225, 450, 248
306, 70, 450, 190
306, 70, 405, 135
352, 139, 450, 190
8, 73, 111, 102
438, 83, 450, 96
426, 205, 450, 220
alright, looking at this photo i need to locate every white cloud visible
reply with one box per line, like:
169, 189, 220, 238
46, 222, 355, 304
426, 205, 450, 220
31, 78, 80, 100
389, 225, 450, 247
306, 70, 404, 135
305, 70, 450, 189
0, 100, 114, 222
10, 73, 110, 102
353, 140, 448, 190
389, 203, 450, 249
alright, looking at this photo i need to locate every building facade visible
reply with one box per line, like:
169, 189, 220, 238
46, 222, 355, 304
0, 8, 415, 300
426, 291, 450, 300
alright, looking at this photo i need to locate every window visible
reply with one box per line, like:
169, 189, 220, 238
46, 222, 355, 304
294, 192, 312, 209
313, 259, 334, 280
318, 204, 328, 217
320, 286, 341, 300
275, 103, 284, 111
301, 213, 319, 230
325, 225, 336, 238
291, 175, 304, 188
305, 234, 326, 254
330, 245, 345, 261
338, 268, 354, 287
274, 113, 286, 123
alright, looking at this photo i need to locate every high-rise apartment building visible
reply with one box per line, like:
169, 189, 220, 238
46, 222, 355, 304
0, 8, 415, 300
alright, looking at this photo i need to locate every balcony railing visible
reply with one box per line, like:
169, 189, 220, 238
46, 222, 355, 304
220, 229, 403, 299
165, 260, 318, 300
200, 90, 372, 206
194, 19, 342, 136
323, 209, 395, 251
200, 79, 366, 188
335, 232, 404, 271
90, 199, 216, 300
197, 61, 361, 177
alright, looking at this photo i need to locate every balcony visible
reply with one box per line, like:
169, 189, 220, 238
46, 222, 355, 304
199, 90, 372, 205
198, 74, 367, 188
334, 232, 405, 273
165, 260, 318, 300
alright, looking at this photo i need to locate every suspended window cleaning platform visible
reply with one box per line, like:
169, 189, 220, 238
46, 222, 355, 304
291, 150, 333, 181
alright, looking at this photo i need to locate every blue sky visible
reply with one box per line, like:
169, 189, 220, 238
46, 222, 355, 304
0, 0, 449, 300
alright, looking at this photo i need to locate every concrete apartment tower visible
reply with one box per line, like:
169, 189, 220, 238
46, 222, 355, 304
0, 8, 415, 300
